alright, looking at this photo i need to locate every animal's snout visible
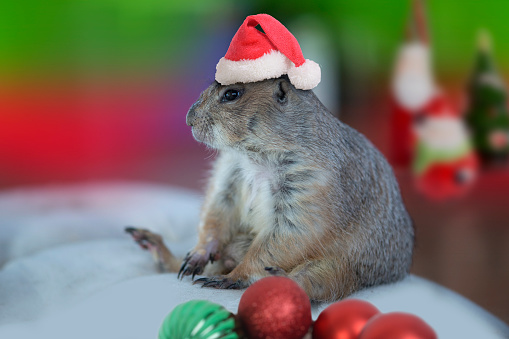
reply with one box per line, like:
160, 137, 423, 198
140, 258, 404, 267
186, 100, 202, 127
186, 106, 196, 127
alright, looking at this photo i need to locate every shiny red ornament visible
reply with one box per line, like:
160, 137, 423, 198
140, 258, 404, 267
237, 276, 312, 339
359, 312, 437, 339
312, 299, 380, 339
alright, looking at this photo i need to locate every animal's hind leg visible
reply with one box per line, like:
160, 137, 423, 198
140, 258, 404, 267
125, 227, 181, 273
266, 258, 359, 302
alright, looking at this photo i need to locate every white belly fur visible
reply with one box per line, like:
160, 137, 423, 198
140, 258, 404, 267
230, 151, 275, 235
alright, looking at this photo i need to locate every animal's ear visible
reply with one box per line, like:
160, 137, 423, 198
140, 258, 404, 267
274, 78, 290, 104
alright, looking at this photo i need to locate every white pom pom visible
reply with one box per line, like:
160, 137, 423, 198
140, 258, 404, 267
287, 59, 321, 90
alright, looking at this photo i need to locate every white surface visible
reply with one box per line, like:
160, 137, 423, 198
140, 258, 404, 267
0, 182, 507, 338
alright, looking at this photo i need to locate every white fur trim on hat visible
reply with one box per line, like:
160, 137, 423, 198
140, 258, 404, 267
216, 50, 291, 86
215, 51, 321, 90
287, 59, 321, 90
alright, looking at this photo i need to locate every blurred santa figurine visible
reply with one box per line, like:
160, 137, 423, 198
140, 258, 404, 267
412, 97, 478, 200
390, 0, 478, 200
390, 0, 435, 167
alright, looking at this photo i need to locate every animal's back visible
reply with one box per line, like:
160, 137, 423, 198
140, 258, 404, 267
310, 104, 414, 288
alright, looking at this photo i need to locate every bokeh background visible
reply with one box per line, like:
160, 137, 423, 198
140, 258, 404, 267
1, 0, 508, 325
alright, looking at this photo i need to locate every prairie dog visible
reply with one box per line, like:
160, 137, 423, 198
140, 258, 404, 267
129, 76, 414, 301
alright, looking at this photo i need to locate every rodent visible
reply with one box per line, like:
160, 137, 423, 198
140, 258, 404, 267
128, 75, 414, 302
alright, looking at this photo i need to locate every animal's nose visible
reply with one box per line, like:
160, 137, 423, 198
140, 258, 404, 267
186, 112, 194, 126
186, 101, 201, 126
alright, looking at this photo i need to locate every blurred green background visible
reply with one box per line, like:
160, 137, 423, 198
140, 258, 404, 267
2, 0, 508, 80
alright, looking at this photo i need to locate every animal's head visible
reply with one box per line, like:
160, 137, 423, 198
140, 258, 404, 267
186, 76, 320, 152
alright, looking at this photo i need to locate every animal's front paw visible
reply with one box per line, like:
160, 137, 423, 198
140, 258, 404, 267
193, 275, 248, 290
178, 240, 220, 279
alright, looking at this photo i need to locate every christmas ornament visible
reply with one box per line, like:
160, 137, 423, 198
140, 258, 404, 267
465, 30, 509, 165
389, 0, 478, 199
359, 312, 437, 339
390, 0, 436, 166
216, 14, 321, 90
312, 299, 380, 339
412, 96, 478, 200
158, 300, 239, 339
237, 276, 312, 339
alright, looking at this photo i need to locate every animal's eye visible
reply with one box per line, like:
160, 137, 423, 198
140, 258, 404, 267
223, 89, 240, 102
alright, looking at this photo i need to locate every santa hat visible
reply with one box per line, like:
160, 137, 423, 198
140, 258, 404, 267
405, 0, 429, 45
216, 14, 321, 90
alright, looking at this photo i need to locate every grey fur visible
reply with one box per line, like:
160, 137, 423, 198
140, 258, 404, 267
183, 75, 414, 301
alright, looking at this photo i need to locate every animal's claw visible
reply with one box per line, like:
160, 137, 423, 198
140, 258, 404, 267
193, 276, 245, 290
193, 277, 208, 285
191, 267, 202, 280
178, 254, 191, 279
178, 240, 219, 280
202, 280, 221, 288
178, 252, 207, 279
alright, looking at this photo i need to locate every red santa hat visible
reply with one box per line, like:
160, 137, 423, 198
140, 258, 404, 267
216, 14, 321, 90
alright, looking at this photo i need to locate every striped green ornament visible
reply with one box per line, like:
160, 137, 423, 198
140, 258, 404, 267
158, 300, 239, 339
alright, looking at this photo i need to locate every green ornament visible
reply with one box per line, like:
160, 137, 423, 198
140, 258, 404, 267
158, 300, 239, 339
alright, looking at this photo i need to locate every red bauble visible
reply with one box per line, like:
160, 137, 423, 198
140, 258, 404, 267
359, 312, 437, 339
237, 276, 312, 339
312, 299, 380, 339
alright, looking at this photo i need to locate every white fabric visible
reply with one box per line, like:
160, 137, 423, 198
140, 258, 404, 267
0, 182, 507, 338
